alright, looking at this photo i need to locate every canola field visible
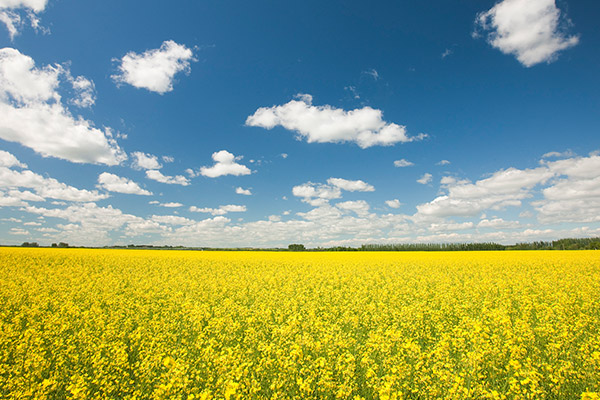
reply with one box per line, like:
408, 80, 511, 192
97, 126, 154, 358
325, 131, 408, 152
0, 248, 599, 400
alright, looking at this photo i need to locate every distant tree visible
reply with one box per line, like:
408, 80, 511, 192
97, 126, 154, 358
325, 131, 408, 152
58, 242, 69, 248
51, 243, 57, 248
21, 242, 39, 247
288, 244, 306, 251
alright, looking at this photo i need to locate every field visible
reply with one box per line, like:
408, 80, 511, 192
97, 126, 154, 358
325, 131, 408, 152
0, 248, 599, 399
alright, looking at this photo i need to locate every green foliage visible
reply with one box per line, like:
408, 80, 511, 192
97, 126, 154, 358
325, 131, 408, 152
360, 242, 506, 251
288, 244, 306, 251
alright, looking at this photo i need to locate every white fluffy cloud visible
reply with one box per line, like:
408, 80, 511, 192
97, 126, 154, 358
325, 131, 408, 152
0, 48, 126, 165
190, 204, 247, 216
394, 159, 414, 167
385, 199, 402, 209
417, 173, 432, 185
327, 178, 374, 192
112, 40, 195, 94
0, 149, 26, 168
236, 187, 252, 195
159, 202, 183, 208
0, 0, 47, 39
533, 155, 600, 223
292, 177, 374, 206
478, 218, 520, 229
417, 167, 552, 218
200, 150, 251, 178
97, 172, 152, 196
68, 75, 96, 108
145, 169, 190, 186
336, 200, 370, 217
0, 165, 108, 203
246, 94, 427, 148
131, 152, 162, 170
416, 154, 600, 221
475, 0, 579, 67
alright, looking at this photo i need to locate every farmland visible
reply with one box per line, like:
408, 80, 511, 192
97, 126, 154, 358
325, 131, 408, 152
0, 248, 599, 399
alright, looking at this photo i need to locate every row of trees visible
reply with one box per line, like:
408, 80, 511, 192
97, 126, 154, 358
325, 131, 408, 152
287, 238, 600, 251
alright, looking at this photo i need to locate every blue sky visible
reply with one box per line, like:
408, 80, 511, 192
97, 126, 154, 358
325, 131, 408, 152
1, 0, 599, 247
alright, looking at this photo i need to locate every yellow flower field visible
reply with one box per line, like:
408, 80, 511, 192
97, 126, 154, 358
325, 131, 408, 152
0, 248, 599, 399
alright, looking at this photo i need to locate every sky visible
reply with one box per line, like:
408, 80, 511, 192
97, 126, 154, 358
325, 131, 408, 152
0, 0, 599, 247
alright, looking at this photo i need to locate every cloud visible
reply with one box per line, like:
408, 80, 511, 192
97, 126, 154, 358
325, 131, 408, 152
145, 170, 190, 186
441, 48, 453, 59
478, 218, 520, 229
112, 40, 195, 94
417, 166, 553, 218
0, 0, 48, 39
385, 199, 402, 209
162, 155, 174, 163
236, 187, 252, 195
190, 204, 246, 216
541, 150, 575, 159
336, 200, 370, 217
436, 160, 451, 166
131, 151, 162, 170
327, 177, 374, 192
394, 159, 414, 167
0, 149, 26, 168
23, 202, 154, 245
246, 94, 427, 148
475, 0, 579, 67
200, 150, 251, 178
0, 166, 108, 203
0, 48, 126, 165
417, 173, 432, 185
292, 183, 341, 206
97, 172, 152, 196
67, 75, 96, 108
292, 178, 374, 206
363, 68, 379, 80
159, 202, 183, 208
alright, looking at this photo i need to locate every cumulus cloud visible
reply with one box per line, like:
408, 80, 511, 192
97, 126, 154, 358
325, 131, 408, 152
190, 204, 246, 216
131, 151, 162, 170
416, 154, 600, 220
336, 200, 370, 217
327, 177, 374, 192
145, 170, 190, 186
0, 166, 108, 203
417, 167, 552, 218
67, 75, 96, 108
385, 199, 402, 209
394, 159, 414, 167
417, 173, 432, 185
112, 40, 195, 94
200, 150, 251, 178
478, 218, 520, 229
97, 172, 152, 196
0, 149, 26, 168
0, 0, 48, 39
236, 187, 252, 195
246, 94, 427, 148
436, 160, 451, 166
475, 0, 579, 67
0, 48, 126, 165
159, 202, 183, 208
533, 155, 600, 223
292, 177, 374, 206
